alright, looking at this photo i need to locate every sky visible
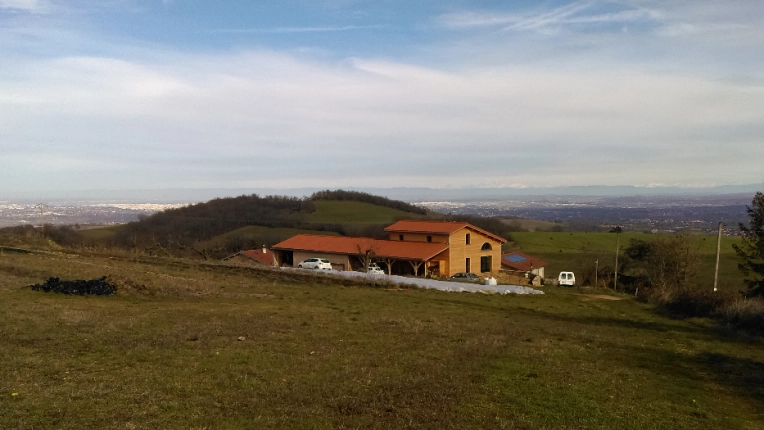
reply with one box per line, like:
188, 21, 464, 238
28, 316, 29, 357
1, 0, 763, 197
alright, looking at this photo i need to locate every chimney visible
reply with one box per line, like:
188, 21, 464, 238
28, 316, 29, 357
262, 245, 267, 254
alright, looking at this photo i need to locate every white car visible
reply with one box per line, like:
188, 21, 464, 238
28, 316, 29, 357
298, 258, 333, 270
558, 271, 576, 286
367, 264, 385, 275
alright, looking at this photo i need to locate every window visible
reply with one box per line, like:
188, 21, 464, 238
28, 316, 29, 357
399, 234, 403, 241
466, 233, 471, 245
427, 235, 432, 243
481, 242, 492, 251
465, 258, 471, 272
480, 256, 492, 273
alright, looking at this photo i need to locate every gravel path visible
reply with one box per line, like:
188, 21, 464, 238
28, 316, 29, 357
281, 267, 544, 295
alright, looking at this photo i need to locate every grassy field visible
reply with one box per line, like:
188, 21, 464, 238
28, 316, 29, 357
500, 217, 558, 232
199, 225, 341, 248
77, 225, 125, 240
507, 232, 746, 291
305, 200, 420, 225
1, 250, 763, 429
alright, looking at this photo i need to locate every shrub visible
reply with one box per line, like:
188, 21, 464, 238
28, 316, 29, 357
721, 298, 764, 332
655, 288, 736, 318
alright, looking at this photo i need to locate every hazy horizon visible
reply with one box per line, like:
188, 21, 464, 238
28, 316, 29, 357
2, 183, 761, 205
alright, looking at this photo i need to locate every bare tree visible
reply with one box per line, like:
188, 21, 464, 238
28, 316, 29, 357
356, 242, 378, 272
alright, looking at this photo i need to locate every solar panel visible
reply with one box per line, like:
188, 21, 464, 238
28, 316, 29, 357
504, 254, 527, 263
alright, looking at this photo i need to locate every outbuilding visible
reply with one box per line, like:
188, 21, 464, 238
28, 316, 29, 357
501, 251, 547, 278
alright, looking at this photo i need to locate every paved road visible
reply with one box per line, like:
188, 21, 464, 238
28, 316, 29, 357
281, 267, 544, 295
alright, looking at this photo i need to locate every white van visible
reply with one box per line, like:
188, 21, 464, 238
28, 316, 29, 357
558, 272, 575, 286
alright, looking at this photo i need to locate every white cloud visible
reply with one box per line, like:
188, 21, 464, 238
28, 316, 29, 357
1, 46, 763, 190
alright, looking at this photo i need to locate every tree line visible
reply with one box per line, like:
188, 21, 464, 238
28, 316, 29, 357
310, 190, 428, 215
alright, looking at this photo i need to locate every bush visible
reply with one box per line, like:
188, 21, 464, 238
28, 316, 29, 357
654, 288, 736, 318
646, 287, 764, 333
721, 298, 764, 332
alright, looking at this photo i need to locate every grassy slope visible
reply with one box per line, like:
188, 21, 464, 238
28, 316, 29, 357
199, 225, 341, 248
508, 232, 745, 291
77, 225, 125, 240
305, 200, 419, 225
500, 217, 557, 232
1, 251, 763, 429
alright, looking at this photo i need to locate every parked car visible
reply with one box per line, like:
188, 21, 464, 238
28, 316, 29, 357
367, 264, 385, 275
297, 258, 333, 270
558, 271, 575, 286
447, 272, 481, 283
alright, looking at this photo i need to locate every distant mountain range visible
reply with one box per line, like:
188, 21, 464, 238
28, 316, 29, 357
6, 184, 762, 204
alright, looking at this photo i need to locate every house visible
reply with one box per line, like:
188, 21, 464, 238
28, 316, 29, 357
501, 251, 547, 278
272, 220, 506, 277
222, 246, 276, 266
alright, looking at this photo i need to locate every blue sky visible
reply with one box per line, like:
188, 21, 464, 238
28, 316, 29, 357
1, 0, 763, 196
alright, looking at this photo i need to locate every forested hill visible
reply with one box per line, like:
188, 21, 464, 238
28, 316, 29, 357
310, 190, 427, 215
113, 191, 428, 247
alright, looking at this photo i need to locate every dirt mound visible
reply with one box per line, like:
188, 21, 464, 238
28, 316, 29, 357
29, 276, 116, 296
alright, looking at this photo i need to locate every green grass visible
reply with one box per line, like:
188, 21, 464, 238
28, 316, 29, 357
500, 217, 558, 232
77, 225, 126, 240
200, 225, 340, 248
1, 250, 763, 429
507, 232, 746, 291
305, 200, 420, 225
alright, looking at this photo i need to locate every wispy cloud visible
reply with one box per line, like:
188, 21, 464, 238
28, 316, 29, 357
501, 1, 594, 31
438, 1, 660, 32
0, 0, 44, 12
209, 25, 384, 34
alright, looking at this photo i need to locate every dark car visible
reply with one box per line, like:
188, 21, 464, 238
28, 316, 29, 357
447, 272, 481, 283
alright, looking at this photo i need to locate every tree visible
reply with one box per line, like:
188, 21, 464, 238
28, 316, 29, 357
356, 243, 378, 272
623, 235, 700, 294
733, 192, 764, 297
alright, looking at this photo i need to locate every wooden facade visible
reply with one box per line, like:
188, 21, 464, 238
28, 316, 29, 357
386, 221, 505, 277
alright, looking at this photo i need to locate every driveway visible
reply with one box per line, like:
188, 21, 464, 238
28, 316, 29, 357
281, 268, 544, 295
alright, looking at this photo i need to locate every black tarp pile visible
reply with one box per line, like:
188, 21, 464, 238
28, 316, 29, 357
29, 276, 116, 296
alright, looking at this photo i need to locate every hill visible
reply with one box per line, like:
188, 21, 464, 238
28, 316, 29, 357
66, 190, 520, 259
107, 191, 424, 247
44, 190, 433, 258
2, 249, 762, 428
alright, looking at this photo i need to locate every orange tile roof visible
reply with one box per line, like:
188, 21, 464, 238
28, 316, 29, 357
273, 234, 449, 261
224, 249, 275, 265
238, 249, 275, 265
385, 220, 506, 243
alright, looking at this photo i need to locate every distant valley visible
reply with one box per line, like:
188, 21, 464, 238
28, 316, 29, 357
1, 186, 757, 235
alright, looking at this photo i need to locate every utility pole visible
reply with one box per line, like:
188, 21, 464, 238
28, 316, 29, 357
595, 258, 598, 287
34, 203, 48, 232
614, 233, 620, 292
713, 221, 722, 292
